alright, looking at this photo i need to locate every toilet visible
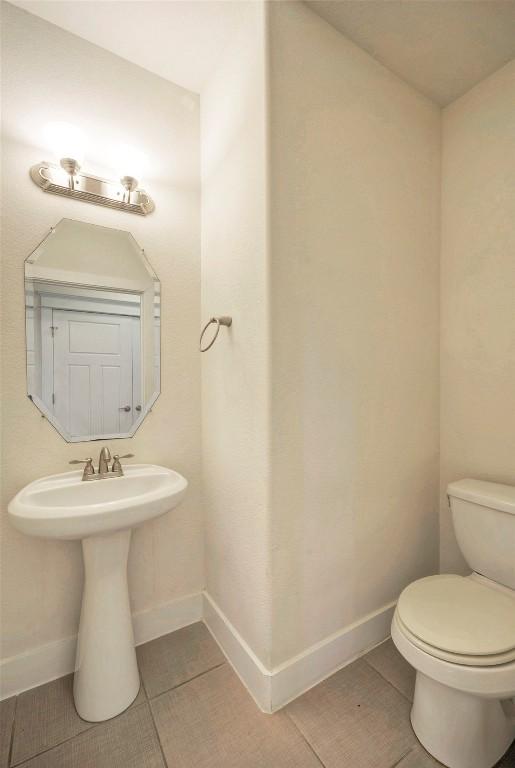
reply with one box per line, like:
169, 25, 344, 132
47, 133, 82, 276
392, 479, 515, 768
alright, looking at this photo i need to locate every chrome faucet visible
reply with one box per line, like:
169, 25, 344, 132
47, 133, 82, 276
70, 447, 134, 481
98, 446, 111, 475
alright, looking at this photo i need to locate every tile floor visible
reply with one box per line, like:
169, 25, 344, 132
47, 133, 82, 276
1, 623, 514, 768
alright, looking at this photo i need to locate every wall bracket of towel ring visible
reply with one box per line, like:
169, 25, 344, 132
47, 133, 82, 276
199, 316, 232, 352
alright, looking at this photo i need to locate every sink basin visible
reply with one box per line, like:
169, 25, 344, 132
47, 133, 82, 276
8, 463, 187, 723
8, 464, 187, 540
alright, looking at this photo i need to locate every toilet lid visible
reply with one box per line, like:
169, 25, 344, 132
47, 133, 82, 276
397, 575, 515, 658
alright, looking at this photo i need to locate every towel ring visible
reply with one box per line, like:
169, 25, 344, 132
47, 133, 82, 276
200, 316, 232, 352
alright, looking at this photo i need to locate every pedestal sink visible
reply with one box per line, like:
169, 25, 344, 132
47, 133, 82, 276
8, 464, 187, 722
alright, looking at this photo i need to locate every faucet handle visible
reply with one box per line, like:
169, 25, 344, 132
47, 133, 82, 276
112, 454, 134, 473
69, 458, 95, 479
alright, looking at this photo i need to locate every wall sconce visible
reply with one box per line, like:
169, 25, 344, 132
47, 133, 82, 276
31, 122, 155, 215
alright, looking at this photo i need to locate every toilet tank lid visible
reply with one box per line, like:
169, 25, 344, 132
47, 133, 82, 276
447, 479, 515, 515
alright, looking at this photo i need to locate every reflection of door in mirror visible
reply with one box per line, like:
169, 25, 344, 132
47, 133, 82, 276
52, 310, 140, 440
27, 282, 143, 441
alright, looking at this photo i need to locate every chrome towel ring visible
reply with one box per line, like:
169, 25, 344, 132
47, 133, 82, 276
199, 316, 232, 352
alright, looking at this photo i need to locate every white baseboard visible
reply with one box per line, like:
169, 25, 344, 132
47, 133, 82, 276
270, 601, 396, 710
1, 589, 394, 710
132, 592, 203, 646
203, 591, 396, 713
203, 592, 273, 711
0, 592, 203, 700
0, 635, 78, 703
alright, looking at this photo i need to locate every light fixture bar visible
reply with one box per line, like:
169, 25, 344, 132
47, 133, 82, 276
30, 162, 155, 216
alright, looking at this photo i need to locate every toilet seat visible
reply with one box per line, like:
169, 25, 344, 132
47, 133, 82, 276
395, 613, 515, 666
397, 575, 515, 666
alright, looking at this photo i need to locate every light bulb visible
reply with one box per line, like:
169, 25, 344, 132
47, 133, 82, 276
112, 143, 147, 184
43, 121, 86, 165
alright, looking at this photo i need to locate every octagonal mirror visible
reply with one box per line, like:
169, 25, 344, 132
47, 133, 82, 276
25, 219, 160, 442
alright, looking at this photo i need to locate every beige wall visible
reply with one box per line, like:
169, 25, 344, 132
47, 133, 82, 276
268, 2, 441, 665
201, 1, 272, 664
440, 61, 515, 572
1, 4, 202, 661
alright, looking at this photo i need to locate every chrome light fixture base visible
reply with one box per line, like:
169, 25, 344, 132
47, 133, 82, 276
59, 157, 81, 190
120, 175, 138, 204
30, 161, 155, 215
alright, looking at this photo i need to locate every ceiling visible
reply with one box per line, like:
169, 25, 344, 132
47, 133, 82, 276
305, 1, 515, 106
9, 0, 247, 94
10, 0, 515, 104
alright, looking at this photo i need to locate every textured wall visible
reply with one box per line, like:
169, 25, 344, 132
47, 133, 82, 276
1, 3, 202, 661
440, 61, 515, 572
268, 2, 441, 666
201, 1, 272, 665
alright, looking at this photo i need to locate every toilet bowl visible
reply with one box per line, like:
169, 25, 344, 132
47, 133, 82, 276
392, 479, 515, 768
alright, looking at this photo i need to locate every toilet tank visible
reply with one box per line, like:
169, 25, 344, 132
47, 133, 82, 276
447, 479, 515, 590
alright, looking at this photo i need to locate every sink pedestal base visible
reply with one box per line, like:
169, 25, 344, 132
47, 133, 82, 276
74, 528, 140, 722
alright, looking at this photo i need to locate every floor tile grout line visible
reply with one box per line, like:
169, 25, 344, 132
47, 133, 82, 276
388, 745, 417, 768
147, 701, 170, 768
361, 657, 414, 704
8, 661, 226, 766
286, 695, 419, 768
140, 675, 149, 701
283, 708, 328, 768
10, 722, 98, 768
9, 696, 149, 767
7, 696, 18, 768
147, 661, 227, 703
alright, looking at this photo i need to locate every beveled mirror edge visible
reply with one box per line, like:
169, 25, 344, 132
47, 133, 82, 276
28, 383, 161, 443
